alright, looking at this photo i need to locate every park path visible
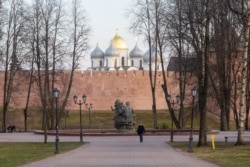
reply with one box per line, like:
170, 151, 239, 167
19, 135, 219, 167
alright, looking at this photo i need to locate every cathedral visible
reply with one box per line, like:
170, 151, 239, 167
88, 31, 164, 71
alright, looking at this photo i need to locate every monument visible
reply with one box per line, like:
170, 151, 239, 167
111, 99, 136, 130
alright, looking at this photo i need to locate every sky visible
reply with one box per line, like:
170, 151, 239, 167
22, 0, 147, 69
80, 0, 147, 69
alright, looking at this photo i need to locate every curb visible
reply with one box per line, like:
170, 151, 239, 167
33, 129, 212, 136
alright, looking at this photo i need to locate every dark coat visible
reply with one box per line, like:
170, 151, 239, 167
137, 125, 145, 135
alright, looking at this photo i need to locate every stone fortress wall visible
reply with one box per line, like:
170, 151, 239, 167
70, 70, 168, 110
0, 69, 199, 111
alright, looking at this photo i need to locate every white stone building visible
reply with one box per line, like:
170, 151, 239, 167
89, 31, 163, 71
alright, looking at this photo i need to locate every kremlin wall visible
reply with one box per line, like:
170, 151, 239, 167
0, 69, 199, 111
71, 70, 168, 110
0, 31, 210, 113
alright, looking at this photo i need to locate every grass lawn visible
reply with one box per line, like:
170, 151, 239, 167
168, 142, 250, 167
1, 110, 245, 166
4, 108, 225, 130
0, 142, 84, 167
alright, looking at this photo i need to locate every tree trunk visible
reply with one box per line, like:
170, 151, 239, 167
236, 0, 250, 145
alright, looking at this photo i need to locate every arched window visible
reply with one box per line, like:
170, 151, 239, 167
114, 58, 117, 67
122, 57, 125, 67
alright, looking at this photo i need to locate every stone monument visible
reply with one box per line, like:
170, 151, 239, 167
111, 99, 136, 130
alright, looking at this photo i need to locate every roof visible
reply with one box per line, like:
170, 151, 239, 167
167, 57, 198, 73
89, 66, 140, 72
110, 32, 128, 50
129, 43, 143, 58
91, 44, 104, 59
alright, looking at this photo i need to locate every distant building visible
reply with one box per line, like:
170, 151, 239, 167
88, 31, 164, 71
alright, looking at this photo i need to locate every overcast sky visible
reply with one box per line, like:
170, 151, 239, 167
80, 0, 147, 69
22, 0, 147, 69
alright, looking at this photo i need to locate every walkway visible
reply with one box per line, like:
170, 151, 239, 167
0, 133, 223, 167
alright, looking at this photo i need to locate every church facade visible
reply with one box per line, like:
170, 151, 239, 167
88, 31, 164, 72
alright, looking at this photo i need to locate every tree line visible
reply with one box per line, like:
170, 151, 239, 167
1, 0, 250, 146
0, 0, 90, 143
128, 0, 250, 146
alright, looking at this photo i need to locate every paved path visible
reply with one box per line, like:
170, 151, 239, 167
0, 132, 228, 167
2, 131, 250, 167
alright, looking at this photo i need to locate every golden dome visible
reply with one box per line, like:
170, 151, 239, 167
110, 32, 128, 50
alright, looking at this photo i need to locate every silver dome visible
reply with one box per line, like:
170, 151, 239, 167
91, 44, 104, 59
143, 44, 160, 63
105, 44, 119, 57
129, 43, 143, 58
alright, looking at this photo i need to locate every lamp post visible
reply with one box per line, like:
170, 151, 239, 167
188, 87, 197, 152
167, 94, 180, 142
53, 88, 60, 154
73, 94, 87, 142
85, 103, 93, 129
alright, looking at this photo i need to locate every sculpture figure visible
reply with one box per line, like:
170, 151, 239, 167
111, 99, 136, 129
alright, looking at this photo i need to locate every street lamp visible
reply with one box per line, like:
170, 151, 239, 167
53, 88, 60, 154
167, 94, 180, 142
73, 94, 87, 142
85, 103, 93, 129
188, 87, 197, 152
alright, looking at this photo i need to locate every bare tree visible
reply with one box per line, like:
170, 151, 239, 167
0, 0, 3, 40
21, 2, 40, 132
165, 0, 194, 129
129, 0, 159, 129
154, 0, 183, 129
24, 0, 90, 143
59, 0, 90, 118
231, 51, 242, 130
237, 2, 249, 144
228, 0, 249, 145
25, 0, 67, 142
182, 0, 211, 146
1, 0, 26, 132
208, 0, 243, 131
129, 0, 194, 129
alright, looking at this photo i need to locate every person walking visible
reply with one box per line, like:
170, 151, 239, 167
137, 123, 145, 143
